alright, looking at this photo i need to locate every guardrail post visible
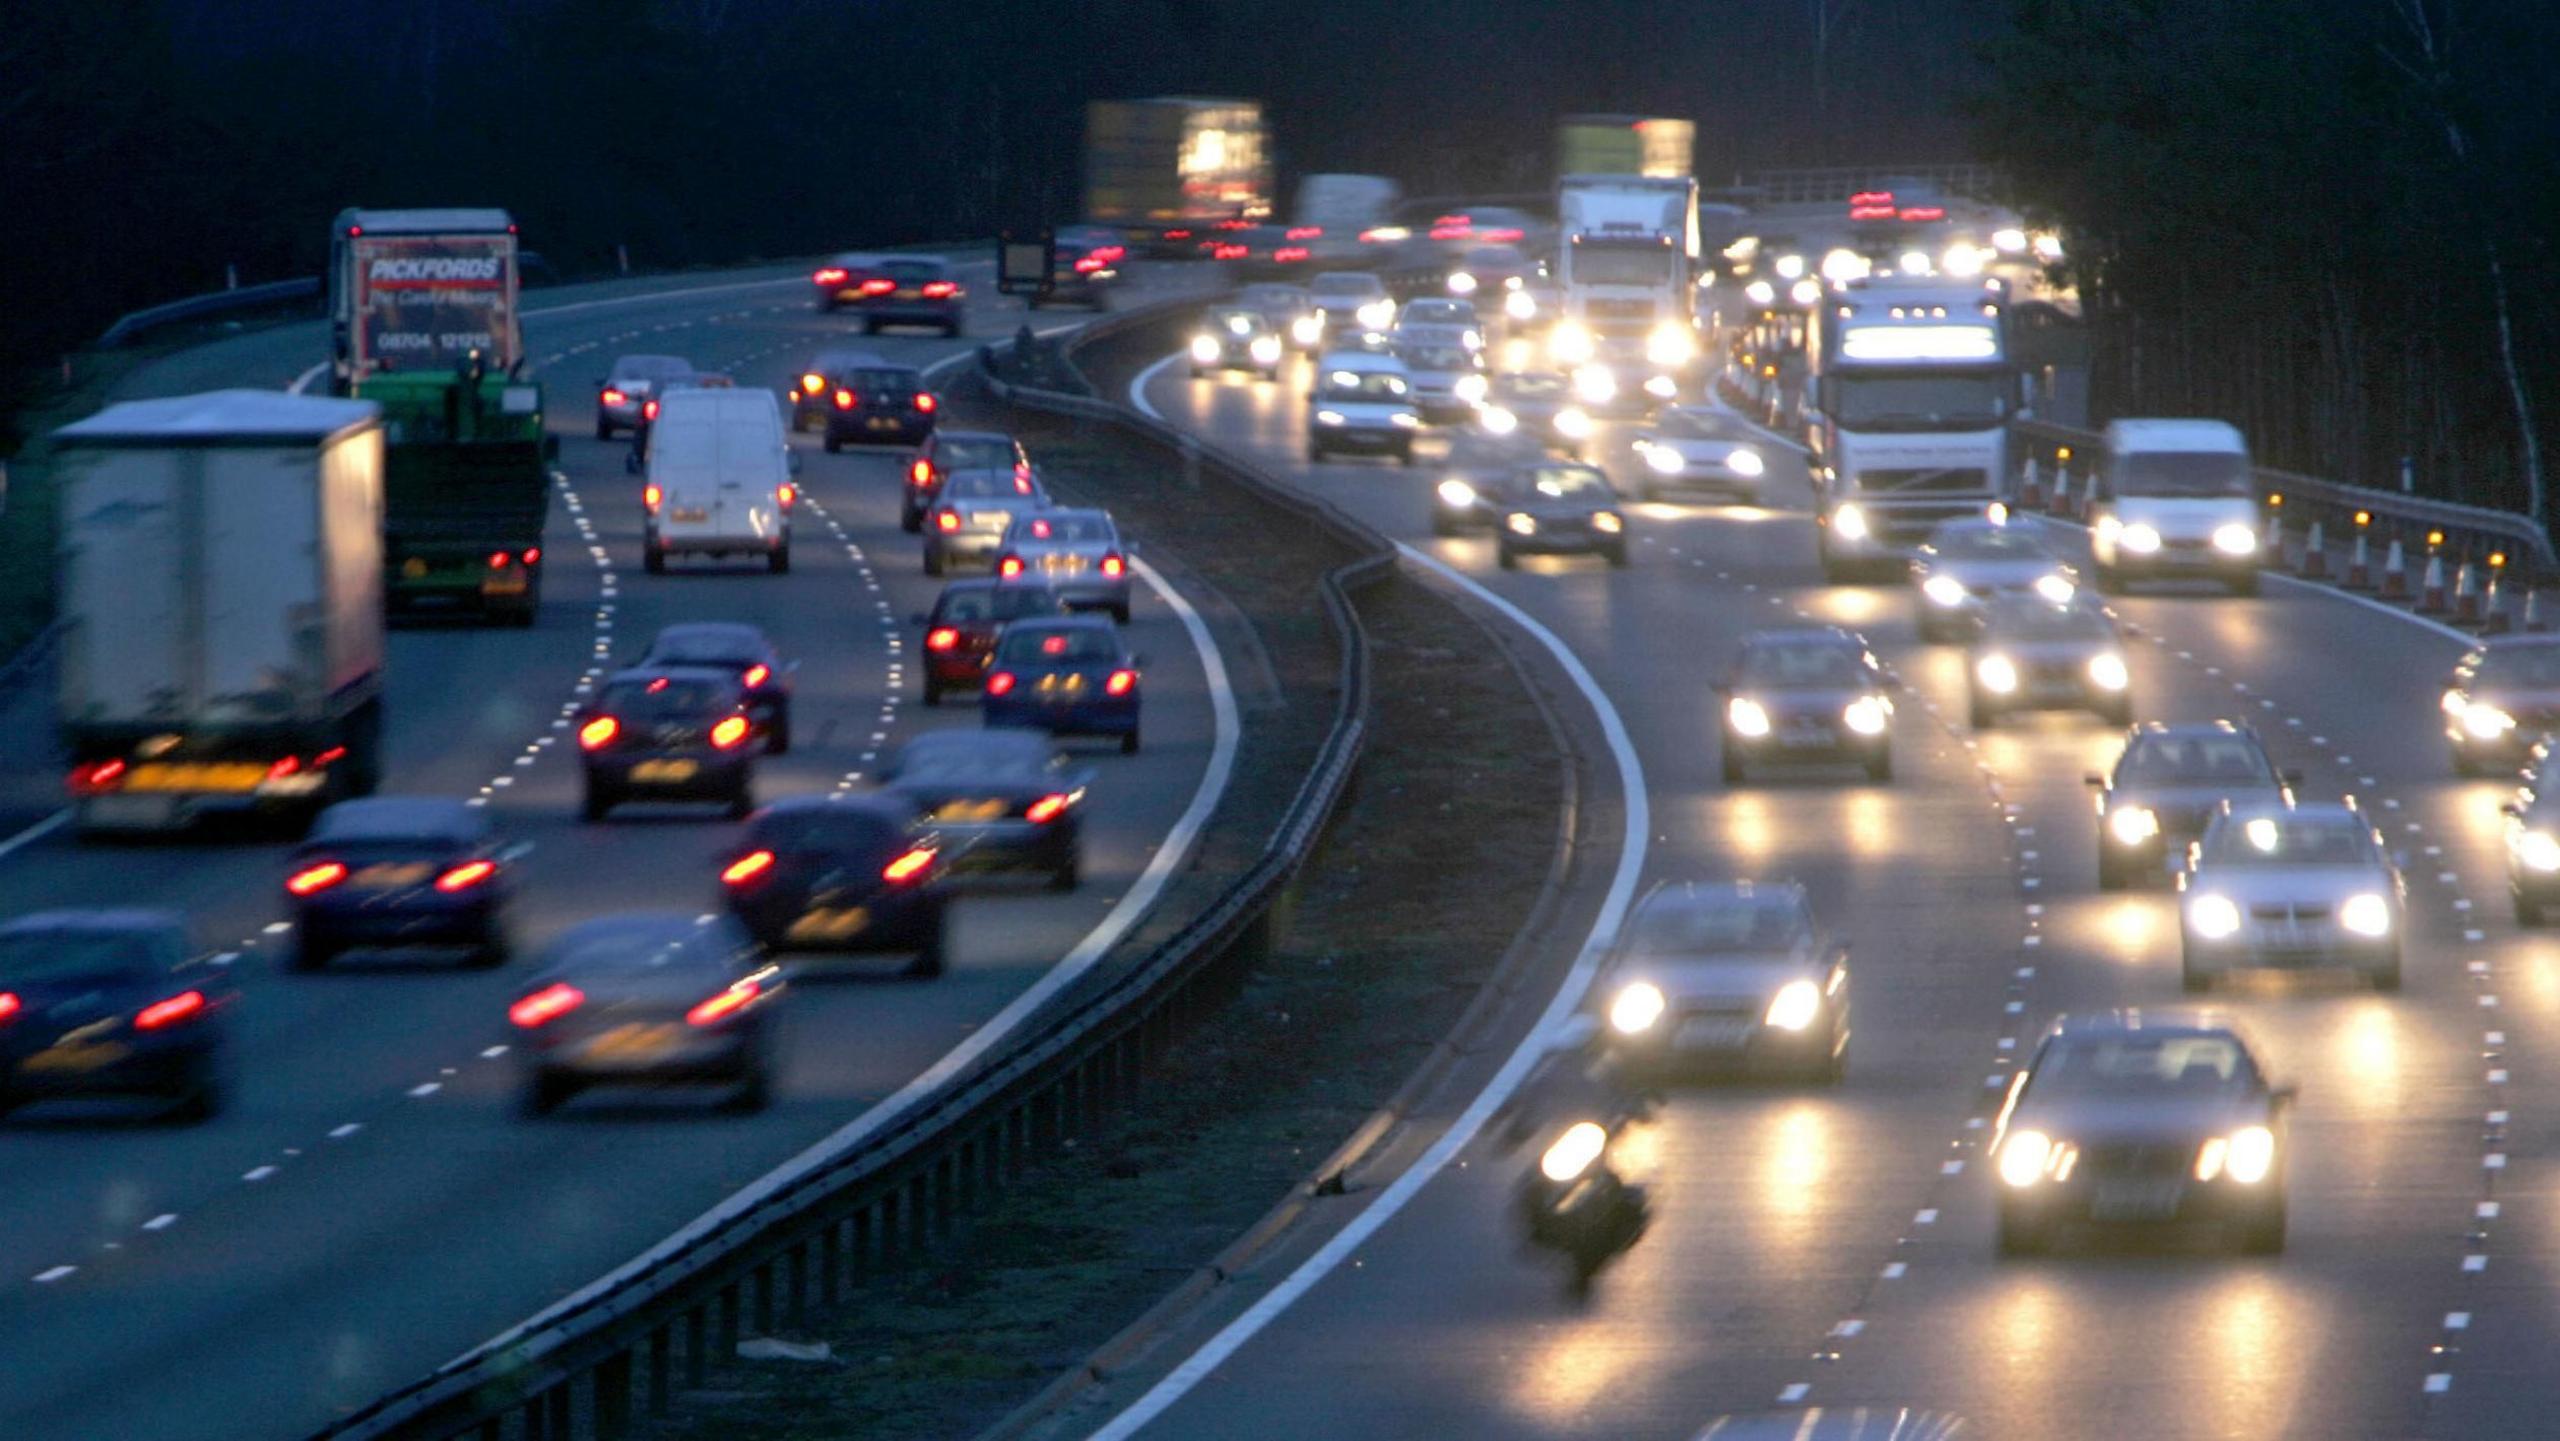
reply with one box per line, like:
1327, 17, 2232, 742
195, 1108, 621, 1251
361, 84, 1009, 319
648, 1325, 673, 1416
854, 1203, 877, 1278
596, 1349, 634, 1440
753, 1259, 776, 1335
958, 1136, 980, 1212
686, 1305, 709, 1390
909, 1173, 932, 1249
521, 1394, 548, 1440
934, 1153, 957, 1231
822, 1217, 845, 1307
787, 1240, 810, 1328
718, 1280, 743, 1362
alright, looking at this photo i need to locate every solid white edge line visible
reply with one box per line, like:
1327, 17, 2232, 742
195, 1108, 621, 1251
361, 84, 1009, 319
286, 360, 327, 395
0, 810, 69, 863
1129, 353, 1179, 421
453, 543, 1238, 1359
1085, 545, 1649, 1439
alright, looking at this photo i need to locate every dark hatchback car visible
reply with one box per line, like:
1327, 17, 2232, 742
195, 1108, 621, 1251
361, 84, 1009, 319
1717, 628, 1895, 784
286, 797, 521, 969
720, 796, 953, 974
824, 254, 966, 335
2443, 634, 2560, 776
509, 913, 781, 1115
576, 667, 760, 821
0, 910, 230, 1121
880, 729, 1092, 889
917, 578, 1070, 704
638, 622, 796, 753
789, 352, 940, 451
2088, 721, 2297, 890
596, 354, 695, 440
905, 429, 1034, 533
1486, 461, 1630, 570
983, 616, 1144, 753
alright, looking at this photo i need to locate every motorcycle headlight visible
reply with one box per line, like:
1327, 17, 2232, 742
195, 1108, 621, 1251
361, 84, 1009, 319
1189, 335, 1221, 363
1923, 574, 1969, 607
1551, 321, 1596, 364
1573, 364, 1618, 404
1505, 289, 1537, 320
2121, 523, 2163, 554
1291, 316, 1324, 346
1449, 271, 1479, 295
1976, 654, 2019, 694
1843, 695, 1889, 735
1643, 443, 1686, 476
1998, 1129, 2053, 1189
1646, 323, 1696, 366
1314, 409, 1347, 426
2188, 893, 2242, 940
2520, 830, 2560, 873
1728, 697, 1772, 738
2034, 573, 2077, 603
1764, 978, 1823, 1031
2088, 652, 2131, 691
1541, 1120, 1610, 1183
1554, 407, 1595, 439
1832, 503, 1869, 541
1249, 336, 1282, 364
2212, 522, 2260, 556
1593, 511, 1624, 534
1608, 981, 1666, 1035
1454, 373, 1489, 404
2462, 702, 2517, 739
1479, 405, 1519, 435
2340, 892, 2393, 937
1506, 512, 1537, 536
1727, 448, 1765, 478
1437, 478, 1479, 508
2108, 805, 2159, 845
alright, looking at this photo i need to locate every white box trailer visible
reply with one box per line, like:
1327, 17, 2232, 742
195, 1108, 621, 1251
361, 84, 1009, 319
52, 391, 388, 835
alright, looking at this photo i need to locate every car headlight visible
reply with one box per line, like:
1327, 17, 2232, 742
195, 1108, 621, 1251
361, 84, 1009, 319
1505, 289, 1537, 320
1941, 244, 1986, 278
1573, 364, 1618, 404
1646, 323, 1696, 366
2108, 805, 2159, 845
2034, 573, 2076, 603
1291, 316, 1324, 346
1541, 1120, 1609, 1183
1764, 978, 1822, 1031
2212, 522, 2259, 556
2462, 702, 2517, 740
1923, 574, 1969, 607
1437, 478, 1478, 508
1609, 981, 1666, 1035
2520, 830, 2560, 873
1479, 405, 1519, 435
1554, 407, 1594, 439
1644, 374, 1679, 399
1998, 1129, 2054, 1189
1843, 695, 1889, 735
1898, 249, 1933, 275
2120, 523, 2162, 554
1551, 321, 1595, 364
1464, 329, 1485, 351
1728, 448, 1765, 478
1506, 512, 1537, 536
1448, 271, 1478, 295
2188, 893, 2243, 940
2088, 652, 2131, 691
1976, 654, 2019, 693
799, 372, 825, 395
1357, 299, 1396, 329
1820, 247, 1870, 283
1189, 335, 1221, 363
2203, 1124, 2278, 1185
1773, 254, 1808, 280
1728, 697, 1772, 738
1249, 336, 1282, 364
1744, 279, 1777, 307
1593, 511, 1624, 534
1391, 411, 1422, 428
1643, 443, 1687, 476
1315, 409, 1347, 426
1790, 278, 1824, 306
2340, 892, 2393, 938
1454, 373, 1489, 403
1832, 503, 1869, 541
2441, 688, 2469, 716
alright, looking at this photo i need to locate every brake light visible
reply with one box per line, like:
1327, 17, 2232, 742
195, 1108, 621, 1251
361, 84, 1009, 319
914, 393, 937, 413
835, 389, 856, 409
777, 483, 797, 509
1106, 669, 1138, 696
314, 747, 346, 766
286, 861, 349, 896
135, 991, 208, 1031
70, 758, 127, 794
1286, 226, 1323, 241
1041, 635, 1068, 655
1000, 556, 1024, 578
510, 983, 585, 1029
860, 277, 896, 296
1025, 793, 1071, 824
801, 372, 826, 394
1075, 256, 1105, 273
710, 715, 752, 750
1274, 246, 1310, 263
814, 268, 848, 286
687, 978, 762, 1027
435, 859, 497, 893
721, 850, 776, 886
0, 993, 17, 1024
743, 664, 771, 688
601, 388, 628, 406
489, 551, 512, 569
921, 281, 958, 299
643, 484, 662, 511
926, 626, 960, 651
911, 459, 933, 485
266, 755, 302, 780
1100, 553, 1125, 578
882, 847, 936, 883
522, 548, 541, 566
1030, 518, 1052, 539
578, 716, 620, 750
937, 510, 961, 532
986, 671, 1017, 696
643, 399, 659, 421
1013, 473, 1035, 494
1213, 244, 1248, 261
1165, 228, 1193, 240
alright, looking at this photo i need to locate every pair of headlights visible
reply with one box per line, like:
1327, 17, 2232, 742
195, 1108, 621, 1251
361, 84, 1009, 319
1607, 978, 1822, 1036
2098, 517, 2259, 557
2186, 891, 2392, 939
1728, 696, 1888, 738
1976, 651, 2129, 694
1999, 1125, 2277, 1188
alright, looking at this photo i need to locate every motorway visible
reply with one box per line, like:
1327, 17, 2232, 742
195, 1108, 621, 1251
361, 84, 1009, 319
0, 260, 1229, 1438
1074, 320, 2550, 1440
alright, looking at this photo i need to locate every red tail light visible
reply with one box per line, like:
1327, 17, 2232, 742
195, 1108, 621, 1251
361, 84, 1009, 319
70, 758, 127, 794
1213, 244, 1248, 261
834, 389, 856, 410
1025, 793, 1071, 824
1100, 553, 1126, 578
710, 716, 752, 750
914, 393, 937, 413
985, 671, 1017, 696
860, 277, 896, 296
921, 280, 958, 299
882, 847, 937, 884
936, 510, 961, 532
814, 267, 848, 286
642, 399, 659, 421
911, 459, 933, 485
1286, 226, 1323, 241
777, 483, 796, 509
926, 626, 960, 652
510, 982, 584, 1029
314, 746, 347, 766
0, 993, 18, 1024
1030, 518, 1053, 539
266, 755, 302, 780
578, 716, 620, 750
1041, 635, 1070, 655
721, 850, 776, 886
601, 388, 628, 406
488, 551, 512, 570
743, 664, 770, 688
1274, 247, 1309, 263
1165, 228, 1193, 240
522, 548, 541, 566
135, 991, 208, 1031
687, 978, 763, 1027
1074, 256, 1105, 273
643, 484, 662, 511
999, 556, 1024, 578
435, 860, 497, 893
286, 861, 348, 896
1106, 669, 1138, 696
1012, 473, 1035, 494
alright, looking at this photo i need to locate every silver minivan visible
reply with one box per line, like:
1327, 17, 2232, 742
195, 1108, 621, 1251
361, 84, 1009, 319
643, 390, 798, 574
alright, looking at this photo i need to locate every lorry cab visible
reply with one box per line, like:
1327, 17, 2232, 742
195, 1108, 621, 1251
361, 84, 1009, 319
2089, 419, 2263, 596
642, 390, 796, 575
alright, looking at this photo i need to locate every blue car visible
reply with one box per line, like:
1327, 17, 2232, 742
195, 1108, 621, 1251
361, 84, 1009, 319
286, 797, 523, 969
981, 615, 1144, 754
0, 910, 231, 1121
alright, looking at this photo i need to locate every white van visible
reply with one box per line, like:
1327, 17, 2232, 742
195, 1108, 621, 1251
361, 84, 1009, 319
643, 389, 798, 574
1307, 351, 1421, 464
2089, 419, 2262, 596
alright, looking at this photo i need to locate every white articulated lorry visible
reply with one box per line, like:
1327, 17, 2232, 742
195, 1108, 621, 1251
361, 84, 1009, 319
1552, 174, 1702, 408
53, 391, 388, 836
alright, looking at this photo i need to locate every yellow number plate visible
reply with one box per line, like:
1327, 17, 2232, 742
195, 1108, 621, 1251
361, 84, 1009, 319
402, 557, 430, 579
669, 507, 710, 522
935, 799, 1007, 823
353, 863, 433, 888
787, 907, 870, 941
631, 759, 699, 784
584, 1023, 679, 1063
22, 1041, 131, 1075
126, 762, 267, 793
1036, 674, 1088, 696
1042, 555, 1084, 574
482, 573, 529, 596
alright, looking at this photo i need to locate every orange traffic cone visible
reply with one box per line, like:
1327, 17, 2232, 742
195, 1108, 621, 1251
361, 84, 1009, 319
2345, 533, 2372, 589
2298, 521, 2327, 579
2418, 556, 2449, 614
2454, 562, 2482, 622
2380, 540, 2410, 599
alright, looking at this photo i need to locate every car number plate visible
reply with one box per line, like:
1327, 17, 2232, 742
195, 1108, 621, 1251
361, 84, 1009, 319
1778, 728, 1833, 750
127, 761, 266, 792
869, 417, 900, 431
935, 799, 1008, 823
584, 1023, 679, 1063
22, 1040, 131, 1074
630, 759, 699, 784
1674, 1017, 1754, 1050
787, 907, 870, 941
1043, 555, 1083, 574
669, 507, 709, 522
2091, 1179, 2184, 1221
353, 863, 432, 888
483, 572, 529, 596
82, 794, 178, 827
895, 288, 921, 300
402, 557, 431, 579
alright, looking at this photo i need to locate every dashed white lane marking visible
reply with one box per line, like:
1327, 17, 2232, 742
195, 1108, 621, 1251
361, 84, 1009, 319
242, 1166, 277, 1182
0, 809, 70, 863
408, 1082, 442, 1098
33, 1267, 75, 1284
328, 1123, 362, 1140
143, 1214, 177, 1232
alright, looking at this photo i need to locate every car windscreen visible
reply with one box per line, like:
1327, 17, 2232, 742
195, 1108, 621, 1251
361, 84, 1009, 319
1206, 311, 1266, 334
1318, 369, 1410, 401
0, 931, 166, 984
2116, 451, 2251, 498
1499, 374, 1569, 400
600, 677, 731, 719
1928, 528, 2049, 560
1652, 410, 1732, 441
1402, 347, 1472, 372
1018, 514, 1113, 544
2116, 735, 2276, 786
880, 260, 941, 284
935, 438, 1016, 472
1829, 374, 2008, 429
1312, 275, 1382, 299
1514, 466, 1612, 503
942, 471, 1035, 500
612, 358, 693, 384
1404, 302, 1471, 325
1626, 895, 1810, 954
2032, 1034, 2253, 1095
750, 809, 902, 854
1737, 644, 1868, 687
2477, 647, 2560, 690
647, 632, 760, 666
845, 368, 920, 393
2198, 814, 2374, 866
1567, 247, 1679, 287
1463, 247, 1525, 269
998, 629, 1121, 666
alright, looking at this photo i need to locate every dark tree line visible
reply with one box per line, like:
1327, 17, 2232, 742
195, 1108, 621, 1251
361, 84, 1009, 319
1973, 0, 2560, 520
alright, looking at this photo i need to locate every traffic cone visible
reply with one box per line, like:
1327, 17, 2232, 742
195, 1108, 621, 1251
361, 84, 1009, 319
2380, 540, 2410, 599
2020, 457, 2045, 510
2298, 521, 2327, 579
2262, 512, 2285, 558
2055, 470, 2079, 519
2418, 555, 2449, 613
2454, 562, 2482, 622
2484, 572, 2511, 633
2345, 533, 2373, 589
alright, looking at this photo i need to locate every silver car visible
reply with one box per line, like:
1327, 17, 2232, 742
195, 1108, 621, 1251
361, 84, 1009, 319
1908, 518, 2080, 643
1596, 880, 1848, 1083
1630, 406, 1768, 504
995, 508, 1134, 622
1308, 271, 1395, 338
1238, 283, 1322, 350
1966, 596, 2134, 728
2178, 798, 2405, 991
923, 468, 1052, 576
1395, 338, 1487, 423
596, 354, 695, 439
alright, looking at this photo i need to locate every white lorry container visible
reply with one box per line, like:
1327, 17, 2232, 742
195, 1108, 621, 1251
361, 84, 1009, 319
642, 388, 797, 574
1294, 173, 1402, 262
2089, 419, 2262, 596
1553, 175, 1703, 402
53, 391, 387, 835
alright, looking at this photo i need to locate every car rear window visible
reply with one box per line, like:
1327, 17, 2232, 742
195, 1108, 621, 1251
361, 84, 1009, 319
0, 931, 169, 983
1516, 466, 1611, 502
750, 809, 903, 853
943, 471, 1035, 500
1018, 514, 1113, 544
600, 677, 732, 718
880, 260, 942, 284
847, 368, 920, 392
1313, 275, 1381, 298
999, 629, 1120, 665
647, 633, 760, 666
935, 438, 1017, 471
